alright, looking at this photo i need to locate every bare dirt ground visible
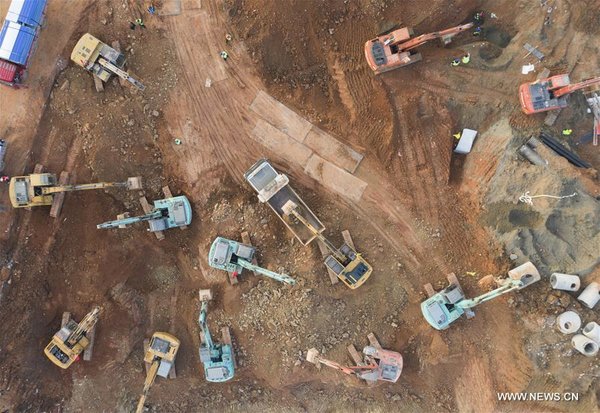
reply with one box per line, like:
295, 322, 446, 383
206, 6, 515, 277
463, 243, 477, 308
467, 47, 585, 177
0, 0, 598, 412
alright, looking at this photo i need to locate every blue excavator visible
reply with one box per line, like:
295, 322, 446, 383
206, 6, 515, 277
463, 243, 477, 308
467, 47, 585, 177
208, 237, 296, 285
198, 289, 235, 382
96, 196, 192, 233
421, 262, 540, 330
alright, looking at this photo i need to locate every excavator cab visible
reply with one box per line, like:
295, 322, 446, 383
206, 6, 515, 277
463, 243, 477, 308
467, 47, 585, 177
9, 173, 56, 207
44, 319, 91, 369
324, 243, 372, 289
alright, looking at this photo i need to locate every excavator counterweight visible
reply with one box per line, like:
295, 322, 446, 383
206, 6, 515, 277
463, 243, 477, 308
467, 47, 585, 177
364, 22, 474, 74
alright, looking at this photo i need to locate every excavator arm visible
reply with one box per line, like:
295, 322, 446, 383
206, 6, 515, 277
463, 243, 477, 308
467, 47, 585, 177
41, 176, 142, 195
457, 280, 522, 309
198, 301, 214, 350
554, 76, 600, 98
98, 57, 146, 91
316, 356, 378, 376
394, 22, 473, 51
237, 259, 296, 285
96, 209, 163, 229
136, 359, 160, 413
66, 307, 100, 346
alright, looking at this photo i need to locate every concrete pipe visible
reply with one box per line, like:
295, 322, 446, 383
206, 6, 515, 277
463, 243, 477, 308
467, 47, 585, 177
572, 334, 599, 357
508, 261, 540, 288
583, 322, 600, 344
577, 282, 600, 309
550, 273, 581, 291
518, 145, 546, 166
556, 311, 581, 334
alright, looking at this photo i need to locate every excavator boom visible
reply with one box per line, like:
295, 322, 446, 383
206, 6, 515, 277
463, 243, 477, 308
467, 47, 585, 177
97, 209, 163, 229
554, 76, 600, 98
457, 281, 521, 309
98, 58, 146, 91
396, 22, 474, 51
136, 360, 159, 413
237, 259, 296, 285
67, 306, 100, 345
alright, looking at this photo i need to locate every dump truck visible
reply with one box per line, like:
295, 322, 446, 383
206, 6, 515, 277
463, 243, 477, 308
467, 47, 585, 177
71, 33, 145, 91
244, 159, 325, 246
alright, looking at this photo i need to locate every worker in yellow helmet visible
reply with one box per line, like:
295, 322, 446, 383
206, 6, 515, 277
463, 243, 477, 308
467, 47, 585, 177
462, 53, 471, 64
562, 129, 573, 136
451, 58, 460, 67
453, 132, 461, 139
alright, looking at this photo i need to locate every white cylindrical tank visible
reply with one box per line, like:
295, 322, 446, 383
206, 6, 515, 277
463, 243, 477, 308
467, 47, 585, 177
572, 334, 599, 357
577, 282, 600, 309
583, 322, 600, 344
550, 273, 580, 291
556, 311, 581, 334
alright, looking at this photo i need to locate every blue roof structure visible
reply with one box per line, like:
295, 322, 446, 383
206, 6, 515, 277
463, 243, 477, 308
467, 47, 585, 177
0, 20, 36, 66
6, 0, 47, 28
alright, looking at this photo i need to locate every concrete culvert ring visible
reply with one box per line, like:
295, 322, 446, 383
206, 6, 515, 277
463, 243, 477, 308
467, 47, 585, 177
564, 322, 572, 330
583, 342, 598, 355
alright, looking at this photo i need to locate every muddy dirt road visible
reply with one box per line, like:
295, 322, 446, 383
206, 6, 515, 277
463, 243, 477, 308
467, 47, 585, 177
0, 0, 598, 412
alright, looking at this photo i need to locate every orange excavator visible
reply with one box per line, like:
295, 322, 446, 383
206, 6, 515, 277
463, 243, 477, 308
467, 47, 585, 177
519, 74, 600, 114
364, 22, 474, 74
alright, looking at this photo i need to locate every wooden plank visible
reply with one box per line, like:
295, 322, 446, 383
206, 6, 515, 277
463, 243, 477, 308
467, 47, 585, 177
33, 164, 44, 174
221, 327, 237, 368
544, 110, 560, 126
367, 332, 382, 350
93, 74, 104, 92
424, 283, 435, 298
143, 339, 151, 374
140, 197, 165, 240
50, 171, 69, 218
347, 344, 363, 365
341, 230, 355, 249
536, 68, 550, 80
317, 239, 339, 285
83, 325, 96, 361
304, 127, 364, 174
61, 312, 71, 327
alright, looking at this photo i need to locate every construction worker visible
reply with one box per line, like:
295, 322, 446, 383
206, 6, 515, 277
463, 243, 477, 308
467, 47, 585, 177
462, 53, 471, 64
129, 21, 136, 30
0, 175, 9, 183
220, 50, 229, 61
473, 26, 482, 36
474, 11, 485, 24
562, 129, 573, 136
148, 4, 156, 15
451, 58, 460, 67
135, 18, 146, 28
453, 133, 461, 140
225, 33, 233, 43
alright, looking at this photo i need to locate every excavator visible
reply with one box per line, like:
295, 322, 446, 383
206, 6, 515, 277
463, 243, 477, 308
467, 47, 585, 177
282, 201, 372, 289
96, 195, 192, 234
519, 74, 600, 114
364, 21, 474, 74
208, 236, 296, 285
197, 289, 235, 382
44, 306, 100, 369
136, 332, 180, 413
306, 343, 403, 383
9, 173, 142, 209
421, 262, 540, 330
71, 33, 145, 91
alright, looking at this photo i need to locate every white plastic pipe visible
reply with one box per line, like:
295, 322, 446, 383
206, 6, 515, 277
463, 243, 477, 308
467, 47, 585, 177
550, 273, 580, 291
572, 334, 599, 357
583, 322, 600, 343
577, 282, 600, 309
555, 311, 581, 334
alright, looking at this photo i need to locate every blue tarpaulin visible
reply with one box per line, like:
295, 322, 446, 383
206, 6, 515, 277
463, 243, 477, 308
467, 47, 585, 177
0, 20, 36, 66
6, 0, 47, 28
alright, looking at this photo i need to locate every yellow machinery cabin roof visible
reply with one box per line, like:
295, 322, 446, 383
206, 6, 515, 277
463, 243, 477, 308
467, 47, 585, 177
70, 33, 103, 69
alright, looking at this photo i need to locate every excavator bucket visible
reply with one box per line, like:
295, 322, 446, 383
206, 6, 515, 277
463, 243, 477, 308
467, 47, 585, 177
198, 289, 213, 302
306, 348, 320, 365
508, 261, 540, 289
127, 176, 143, 190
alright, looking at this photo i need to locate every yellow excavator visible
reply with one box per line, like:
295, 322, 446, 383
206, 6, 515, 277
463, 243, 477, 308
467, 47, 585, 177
136, 332, 180, 413
9, 173, 142, 210
44, 306, 100, 369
